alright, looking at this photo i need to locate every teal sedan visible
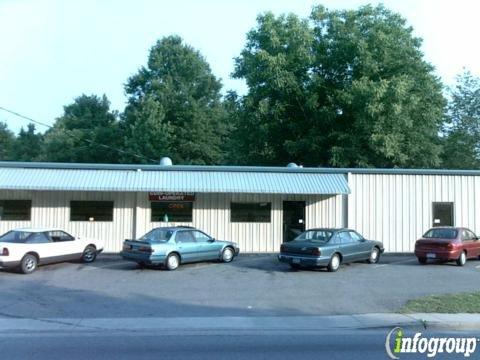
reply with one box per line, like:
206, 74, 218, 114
278, 228, 384, 272
121, 226, 240, 270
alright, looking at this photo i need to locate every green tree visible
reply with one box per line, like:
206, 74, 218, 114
233, 5, 445, 167
42, 94, 123, 163
442, 71, 480, 169
0, 122, 14, 160
122, 35, 227, 165
11, 124, 44, 161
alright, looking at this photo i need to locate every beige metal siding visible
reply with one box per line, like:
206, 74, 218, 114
0, 190, 135, 252
348, 174, 480, 252
136, 193, 343, 253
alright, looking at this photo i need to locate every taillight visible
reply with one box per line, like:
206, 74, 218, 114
447, 243, 454, 250
280, 245, 286, 252
311, 248, 321, 256
139, 246, 153, 253
2, 247, 9, 256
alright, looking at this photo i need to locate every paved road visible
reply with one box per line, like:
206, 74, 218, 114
1, 254, 479, 318
1, 327, 477, 360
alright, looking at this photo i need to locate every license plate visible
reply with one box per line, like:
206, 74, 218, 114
427, 253, 436, 259
292, 258, 300, 264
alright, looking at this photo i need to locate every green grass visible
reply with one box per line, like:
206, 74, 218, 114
400, 292, 480, 313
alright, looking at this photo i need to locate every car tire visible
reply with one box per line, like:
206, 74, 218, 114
327, 253, 341, 272
456, 251, 467, 266
165, 253, 180, 271
367, 247, 380, 264
418, 257, 427, 264
221, 247, 234, 263
82, 245, 97, 263
20, 254, 38, 274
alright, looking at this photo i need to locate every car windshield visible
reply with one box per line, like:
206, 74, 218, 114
293, 230, 333, 243
423, 228, 458, 239
0, 231, 35, 243
140, 229, 173, 242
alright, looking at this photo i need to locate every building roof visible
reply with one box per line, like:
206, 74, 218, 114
0, 162, 350, 195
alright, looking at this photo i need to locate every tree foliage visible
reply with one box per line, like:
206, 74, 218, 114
232, 5, 445, 167
0, 122, 14, 160
11, 124, 43, 161
442, 71, 480, 168
121, 35, 227, 164
42, 94, 122, 163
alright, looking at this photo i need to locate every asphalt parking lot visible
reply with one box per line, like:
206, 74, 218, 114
1, 254, 479, 318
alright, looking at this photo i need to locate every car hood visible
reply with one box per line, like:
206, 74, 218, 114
214, 240, 238, 247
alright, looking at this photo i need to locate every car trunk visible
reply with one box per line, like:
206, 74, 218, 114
280, 241, 321, 256
416, 238, 455, 250
123, 239, 153, 254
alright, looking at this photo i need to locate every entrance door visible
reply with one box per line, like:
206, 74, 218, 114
432, 202, 454, 227
283, 201, 306, 242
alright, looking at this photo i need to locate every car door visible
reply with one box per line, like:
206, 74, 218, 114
174, 230, 200, 263
338, 231, 358, 262
45, 230, 79, 262
191, 230, 221, 260
349, 231, 371, 260
24, 232, 56, 263
462, 229, 480, 258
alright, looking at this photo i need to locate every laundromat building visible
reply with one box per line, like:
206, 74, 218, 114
0, 161, 478, 253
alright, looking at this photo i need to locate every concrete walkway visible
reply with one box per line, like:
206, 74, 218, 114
0, 313, 479, 333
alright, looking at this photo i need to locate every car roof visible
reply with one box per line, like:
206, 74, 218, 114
307, 228, 351, 232
12, 227, 64, 233
152, 226, 197, 231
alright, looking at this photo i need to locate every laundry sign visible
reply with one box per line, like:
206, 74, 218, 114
148, 192, 196, 202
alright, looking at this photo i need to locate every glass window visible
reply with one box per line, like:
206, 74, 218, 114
47, 231, 74, 242
140, 229, 173, 242
70, 201, 113, 221
0, 200, 31, 221
191, 230, 212, 242
27, 233, 50, 244
463, 229, 477, 241
0, 230, 33, 243
423, 228, 458, 239
151, 202, 193, 222
231, 202, 271, 223
432, 202, 454, 227
294, 230, 333, 243
349, 231, 363, 241
175, 231, 195, 243
338, 231, 353, 244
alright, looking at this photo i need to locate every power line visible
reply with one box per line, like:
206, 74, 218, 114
0, 105, 158, 163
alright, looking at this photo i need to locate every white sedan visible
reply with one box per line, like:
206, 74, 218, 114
0, 228, 104, 274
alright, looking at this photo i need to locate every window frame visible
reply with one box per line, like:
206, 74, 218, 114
0, 200, 32, 221
70, 200, 114, 222
150, 201, 193, 223
230, 202, 272, 223
432, 202, 454, 227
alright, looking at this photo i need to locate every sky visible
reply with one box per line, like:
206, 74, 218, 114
1, 0, 479, 133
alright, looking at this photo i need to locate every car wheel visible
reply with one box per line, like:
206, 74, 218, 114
367, 247, 380, 264
456, 251, 467, 266
82, 245, 97, 263
418, 257, 427, 265
221, 247, 234, 263
327, 253, 341, 272
165, 253, 180, 271
20, 254, 38, 274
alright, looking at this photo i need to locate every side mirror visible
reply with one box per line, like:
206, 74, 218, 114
208, 238, 215, 243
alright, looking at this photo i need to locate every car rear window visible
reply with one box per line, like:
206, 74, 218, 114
0, 231, 35, 243
140, 229, 173, 242
423, 228, 458, 239
294, 230, 333, 243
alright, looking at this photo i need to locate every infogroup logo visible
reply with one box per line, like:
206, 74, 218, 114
385, 327, 478, 359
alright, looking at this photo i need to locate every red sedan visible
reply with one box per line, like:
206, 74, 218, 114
415, 227, 480, 266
